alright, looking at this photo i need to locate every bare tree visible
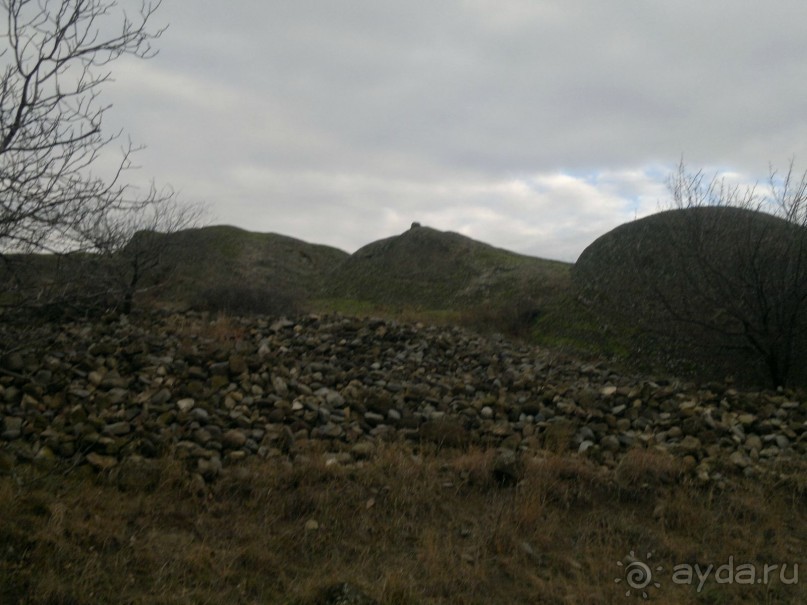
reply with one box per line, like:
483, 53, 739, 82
575, 160, 807, 387
0, 0, 206, 323
0, 0, 168, 256
88, 198, 206, 313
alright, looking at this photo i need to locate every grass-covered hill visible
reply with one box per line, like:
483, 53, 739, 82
144, 225, 351, 310
6, 211, 804, 386
573, 206, 807, 386
140, 223, 575, 337
322, 223, 570, 310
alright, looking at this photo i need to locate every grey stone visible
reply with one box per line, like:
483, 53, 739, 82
729, 450, 751, 468
774, 435, 790, 449
600, 435, 621, 452
190, 407, 209, 423
151, 388, 171, 405
3, 352, 25, 372
272, 375, 289, 397
176, 398, 195, 412
222, 429, 248, 449
197, 455, 223, 480
676, 435, 702, 455
86, 452, 118, 470
578, 440, 595, 454
228, 355, 248, 376
492, 449, 523, 486
2, 416, 23, 440
364, 412, 385, 425
103, 421, 131, 436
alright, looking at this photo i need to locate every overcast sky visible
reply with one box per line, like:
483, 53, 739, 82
103, 0, 807, 262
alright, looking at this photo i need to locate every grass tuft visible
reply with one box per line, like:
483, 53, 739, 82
0, 444, 803, 604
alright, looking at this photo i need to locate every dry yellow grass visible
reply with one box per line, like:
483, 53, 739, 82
0, 444, 804, 604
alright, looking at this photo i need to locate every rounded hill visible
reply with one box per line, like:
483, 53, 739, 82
325, 224, 570, 309
142, 225, 349, 310
573, 206, 807, 386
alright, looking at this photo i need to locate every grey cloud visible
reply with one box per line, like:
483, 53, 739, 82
97, 0, 807, 261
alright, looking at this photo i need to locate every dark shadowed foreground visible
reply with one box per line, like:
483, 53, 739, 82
0, 311, 804, 604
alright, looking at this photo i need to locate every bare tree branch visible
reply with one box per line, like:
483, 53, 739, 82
0, 0, 167, 258
577, 160, 807, 387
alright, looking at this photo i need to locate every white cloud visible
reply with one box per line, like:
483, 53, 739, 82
199, 165, 666, 261
86, 0, 807, 262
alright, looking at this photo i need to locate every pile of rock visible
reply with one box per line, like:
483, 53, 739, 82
1, 312, 804, 486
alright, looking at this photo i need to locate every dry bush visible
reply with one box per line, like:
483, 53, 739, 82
204, 313, 250, 344
540, 420, 576, 454
418, 418, 471, 449
614, 447, 685, 497
458, 296, 542, 339
768, 458, 807, 508
448, 447, 497, 489
524, 453, 616, 509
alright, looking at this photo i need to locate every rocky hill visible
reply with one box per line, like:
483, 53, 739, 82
1, 311, 803, 489
323, 223, 570, 310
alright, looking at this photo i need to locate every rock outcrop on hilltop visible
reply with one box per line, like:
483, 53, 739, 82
0, 312, 804, 488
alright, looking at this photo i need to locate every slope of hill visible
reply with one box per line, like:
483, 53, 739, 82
146, 225, 350, 309
573, 206, 807, 385
323, 223, 571, 311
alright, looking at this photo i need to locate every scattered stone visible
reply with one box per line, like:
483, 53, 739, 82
197, 455, 223, 481
304, 519, 319, 532
492, 449, 523, 486
177, 398, 195, 412
729, 451, 751, 469
2, 416, 23, 440
228, 355, 248, 376
578, 440, 595, 454
363, 412, 385, 425
86, 452, 118, 470
151, 388, 171, 405
738, 413, 757, 427
104, 421, 131, 436
33, 446, 57, 470
222, 429, 248, 449
0, 310, 799, 487
676, 435, 702, 456
2, 352, 25, 372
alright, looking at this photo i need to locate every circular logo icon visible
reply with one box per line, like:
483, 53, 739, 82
615, 551, 663, 599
